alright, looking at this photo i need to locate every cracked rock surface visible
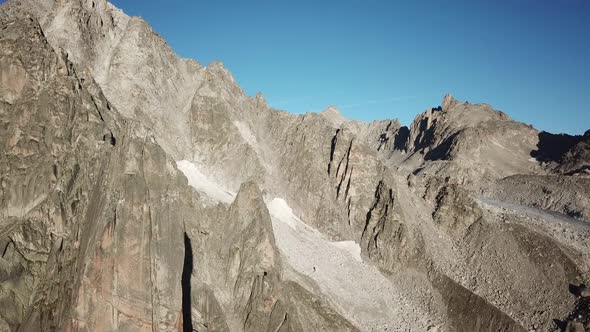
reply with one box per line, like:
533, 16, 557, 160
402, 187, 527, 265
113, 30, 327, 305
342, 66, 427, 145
1, 1, 589, 331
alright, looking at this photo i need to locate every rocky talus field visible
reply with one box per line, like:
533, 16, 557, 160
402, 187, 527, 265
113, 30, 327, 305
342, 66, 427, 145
1, 1, 589, 331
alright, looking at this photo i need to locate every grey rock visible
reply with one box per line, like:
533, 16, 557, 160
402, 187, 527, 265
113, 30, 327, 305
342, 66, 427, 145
1, 1, 589, 331
565, 321, 585, 332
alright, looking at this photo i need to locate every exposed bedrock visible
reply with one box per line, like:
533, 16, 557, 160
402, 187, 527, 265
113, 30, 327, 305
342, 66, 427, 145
1, 1, 589, 331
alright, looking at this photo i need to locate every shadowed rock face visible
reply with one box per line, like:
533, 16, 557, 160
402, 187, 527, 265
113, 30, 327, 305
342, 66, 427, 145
532, 132, 582, 164
1, 1, 590, 331
182, 233, 194, 332
529, 130, 590, 176
431, 274, 526, 332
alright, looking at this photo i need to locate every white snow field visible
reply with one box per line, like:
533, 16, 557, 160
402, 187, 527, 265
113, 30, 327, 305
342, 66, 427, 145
176, 160, 235, 204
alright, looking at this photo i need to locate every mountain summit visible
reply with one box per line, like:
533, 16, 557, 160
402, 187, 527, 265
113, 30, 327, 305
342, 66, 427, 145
441, 93, 459, 111
0, 1, 589, 331
320, 105, 347, 126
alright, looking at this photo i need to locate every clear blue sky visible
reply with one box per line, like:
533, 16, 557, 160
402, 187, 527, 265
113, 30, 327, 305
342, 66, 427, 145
47, 1, 590, 133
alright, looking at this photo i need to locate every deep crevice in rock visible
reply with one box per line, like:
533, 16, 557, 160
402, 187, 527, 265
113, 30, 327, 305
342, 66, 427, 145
336, 139, 353, 198
182, 232, 193, 332
344, 166, 353, 198
362, 180, 384, 238
328, 128, 340, 174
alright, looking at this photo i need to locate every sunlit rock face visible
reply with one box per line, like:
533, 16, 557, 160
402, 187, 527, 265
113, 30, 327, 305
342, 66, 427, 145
1, 1, 589, 331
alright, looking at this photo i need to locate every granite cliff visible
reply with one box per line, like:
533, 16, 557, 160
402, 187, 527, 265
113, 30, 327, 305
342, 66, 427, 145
1, 1, 589, 331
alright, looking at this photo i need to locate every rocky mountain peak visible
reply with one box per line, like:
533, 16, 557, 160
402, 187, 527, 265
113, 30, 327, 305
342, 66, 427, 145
441, 93, 459, 111
320, 105, 347, 126
254, 91, 269, 109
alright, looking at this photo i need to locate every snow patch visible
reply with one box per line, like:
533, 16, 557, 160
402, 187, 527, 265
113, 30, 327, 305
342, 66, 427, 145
267, 198, 302, 230
267, 197, 413, 330
329, 241, 362, 262
267, 198, 362, 262
176, 160, 235, 204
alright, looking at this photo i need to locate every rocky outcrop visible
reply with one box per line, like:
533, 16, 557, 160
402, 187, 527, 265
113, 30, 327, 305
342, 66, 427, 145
360, 180, 423, 272
1, 1, 590, 331
0, 15, 359, 331
0, 16, 189, 330
320, 105, 347, 127
558, 130, 590, 176
2, 0, 203, 159
433, 184, 483, 234
183, 182, 359, 331
405, 96, 540, 183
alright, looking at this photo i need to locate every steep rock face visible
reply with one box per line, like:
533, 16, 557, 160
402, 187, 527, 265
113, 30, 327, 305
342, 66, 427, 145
4, 0, 404, 245
1, 1, 590, 331
0, 16, 189, 330
191, 182, 281, 331
355, 118, 410, 162
360, 179, 423, 272
3, 0, 203, 159
183, 182, 359, 331
0, 14, 358, 332
559, 130, 590, 175
531, 130, 590, 176
187, 64, 267, 189
1, 0, 396, 246
404, 96, 541, 185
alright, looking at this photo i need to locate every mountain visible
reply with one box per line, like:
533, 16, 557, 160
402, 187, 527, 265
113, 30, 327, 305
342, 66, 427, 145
0, 1, 589, 331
